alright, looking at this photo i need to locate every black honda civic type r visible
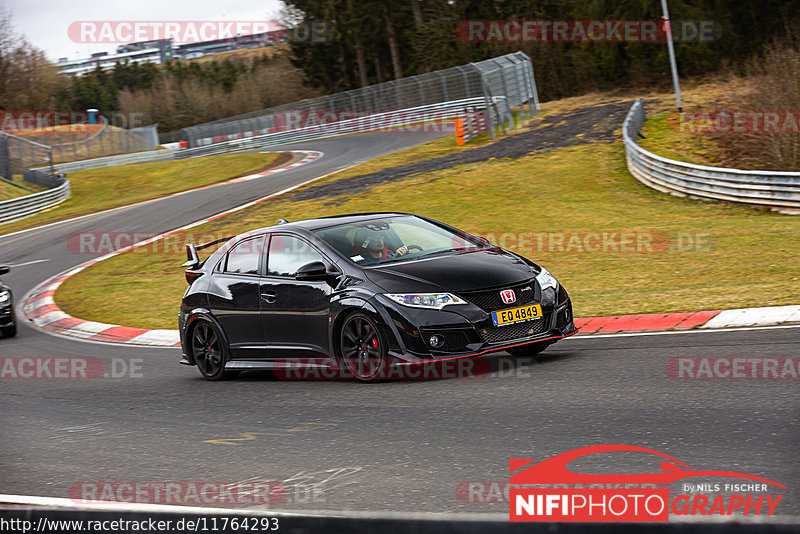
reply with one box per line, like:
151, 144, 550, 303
179, 213, 576, 381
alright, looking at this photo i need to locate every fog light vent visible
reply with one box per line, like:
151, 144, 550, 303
429, 334, 444, 348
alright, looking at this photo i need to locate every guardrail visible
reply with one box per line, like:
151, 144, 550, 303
36, 147, 179, 174
623, 99, 800, 214
455, 110, 490, 145
0, 178, 70, 225
176, 98, 499, 159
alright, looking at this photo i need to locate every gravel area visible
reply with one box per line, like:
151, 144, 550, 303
291, 100, 632, 202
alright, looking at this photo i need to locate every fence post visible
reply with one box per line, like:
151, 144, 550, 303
507, 57, 527, 120
456, 66, 471, 98
0, 134, 10, 179
470, 62, 500, 138
413, 76, 425, 106
388, 80, 403, 109
493, 59, 514, 129
347, 91, 357, 113
526, 58, 540, 114
439, 72, 449, 103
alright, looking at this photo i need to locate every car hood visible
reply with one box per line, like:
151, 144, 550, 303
364, 249, 535, 293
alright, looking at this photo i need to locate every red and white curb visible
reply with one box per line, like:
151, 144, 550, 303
22, 149, 331, 347
24, 280, 800, 348
24, 271, 180, 346
227, 150, 322, 183
573, 310, 721, 334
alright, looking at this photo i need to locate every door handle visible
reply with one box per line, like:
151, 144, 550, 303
260, 291, 277, 303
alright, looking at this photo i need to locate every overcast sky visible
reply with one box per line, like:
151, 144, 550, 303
3, 0, 285, 61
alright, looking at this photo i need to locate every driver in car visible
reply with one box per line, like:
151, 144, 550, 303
355, 228, 408, 264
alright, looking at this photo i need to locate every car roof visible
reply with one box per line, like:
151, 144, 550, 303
241, 212, 417, 235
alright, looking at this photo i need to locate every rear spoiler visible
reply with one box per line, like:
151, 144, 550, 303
182, 236, 234, 269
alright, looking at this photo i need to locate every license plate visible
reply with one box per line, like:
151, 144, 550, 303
492, 304, 543, 326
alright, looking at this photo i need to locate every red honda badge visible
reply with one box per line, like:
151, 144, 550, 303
500, 289, 516, 304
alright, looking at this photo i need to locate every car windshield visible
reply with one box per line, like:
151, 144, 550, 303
313, 215, 484, 266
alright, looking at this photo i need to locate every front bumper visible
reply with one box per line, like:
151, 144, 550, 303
383, 293, 576, 364
393, 327, 578, 366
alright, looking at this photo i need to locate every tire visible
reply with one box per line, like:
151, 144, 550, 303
339, 312, 387, 382
507, 341, 551, 357
189, 319, 234, 381
2, 324, 16, 338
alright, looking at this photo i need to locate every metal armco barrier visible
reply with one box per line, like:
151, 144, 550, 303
0, 179, 70, 225
176, 98, 497, 159
624, 99, 800, 214
38, 147, 179, 174
455, 111, 490, 145
22, 169, 64, 189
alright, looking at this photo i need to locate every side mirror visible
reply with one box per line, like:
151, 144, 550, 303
0, 265, 9, 275
295, 261, 333, 281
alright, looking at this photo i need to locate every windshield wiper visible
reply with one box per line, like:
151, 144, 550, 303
418, 246, 475, 259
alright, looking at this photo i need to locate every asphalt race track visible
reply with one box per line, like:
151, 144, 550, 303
0, 131, 798, 518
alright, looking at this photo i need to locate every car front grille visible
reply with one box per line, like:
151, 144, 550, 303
478, 317, 548, 344
458, 280, 538, 312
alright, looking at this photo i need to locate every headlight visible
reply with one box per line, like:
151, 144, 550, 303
536, 268, 558, 291
0, 290, 10, 303
385, 293, 466, 309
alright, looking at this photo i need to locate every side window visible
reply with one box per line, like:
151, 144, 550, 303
224, 236, 265, 275
268, 235, 325, 277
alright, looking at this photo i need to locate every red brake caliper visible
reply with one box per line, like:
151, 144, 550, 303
371, 338, 379, 348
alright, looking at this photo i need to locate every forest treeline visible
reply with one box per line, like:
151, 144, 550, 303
1, 1, 798, 133
285, 0, 798, 97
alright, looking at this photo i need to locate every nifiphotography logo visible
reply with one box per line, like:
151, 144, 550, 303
509, 444, 785, 522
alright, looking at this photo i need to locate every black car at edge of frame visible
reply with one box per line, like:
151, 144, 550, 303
0, 264, 16, 338
178, 212, 577, 381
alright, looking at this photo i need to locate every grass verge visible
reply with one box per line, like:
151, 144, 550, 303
0, 177, 42, 201
0, 152, 286, 235
638, 113, 723, 166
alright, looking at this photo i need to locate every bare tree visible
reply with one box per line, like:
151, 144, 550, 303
382, 4, 402, 80
0, 7, 22, 110
0, 8, 58, 112
411, 0, 423, 27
